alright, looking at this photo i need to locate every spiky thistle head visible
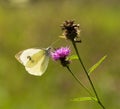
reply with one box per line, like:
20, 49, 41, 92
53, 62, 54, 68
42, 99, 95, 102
51, 47, 71, 67
60, 20, 81, 43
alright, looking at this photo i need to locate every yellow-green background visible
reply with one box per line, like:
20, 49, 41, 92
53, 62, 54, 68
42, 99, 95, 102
0, 0, 120, 109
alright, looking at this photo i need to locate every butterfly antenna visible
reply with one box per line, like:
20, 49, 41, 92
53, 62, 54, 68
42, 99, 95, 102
49, 39, 60, 47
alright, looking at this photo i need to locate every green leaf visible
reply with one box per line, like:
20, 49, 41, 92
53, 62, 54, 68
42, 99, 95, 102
71, 97, 97, 102
88, 55, 107, 75
69, 55, 79, 60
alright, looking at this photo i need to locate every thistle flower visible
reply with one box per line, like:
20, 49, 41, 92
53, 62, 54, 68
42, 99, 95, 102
51, 47, 71, 67
60, 20, 81, 43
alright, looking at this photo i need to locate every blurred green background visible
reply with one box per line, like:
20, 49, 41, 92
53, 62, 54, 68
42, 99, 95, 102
0, 0, 120, 109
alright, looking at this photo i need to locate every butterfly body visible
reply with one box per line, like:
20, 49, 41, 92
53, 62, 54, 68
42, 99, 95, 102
15, 47, 51, 76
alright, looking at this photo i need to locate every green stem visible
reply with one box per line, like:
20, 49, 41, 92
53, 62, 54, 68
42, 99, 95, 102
66, 65, 93, 97
72, 41, 105, 109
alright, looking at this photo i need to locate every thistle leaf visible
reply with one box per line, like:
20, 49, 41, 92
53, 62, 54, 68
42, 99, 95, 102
72, 97, 97, 102
88, 55, 107, 75
69, 55, 79, 60
59, 35, 66, 39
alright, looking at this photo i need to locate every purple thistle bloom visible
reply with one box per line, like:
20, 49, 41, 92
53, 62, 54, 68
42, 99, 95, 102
51, 47, 70, 61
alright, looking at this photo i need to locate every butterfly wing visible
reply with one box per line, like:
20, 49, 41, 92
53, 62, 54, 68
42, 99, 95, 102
15, 48, 50, 76
15, 48, 41, 65
25, 53, 49, 76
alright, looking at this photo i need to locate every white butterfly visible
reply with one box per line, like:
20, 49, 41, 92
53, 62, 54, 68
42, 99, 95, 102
15, 47, 51, 76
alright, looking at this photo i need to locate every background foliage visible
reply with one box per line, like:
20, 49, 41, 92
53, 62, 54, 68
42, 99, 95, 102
0, 0, 120, 109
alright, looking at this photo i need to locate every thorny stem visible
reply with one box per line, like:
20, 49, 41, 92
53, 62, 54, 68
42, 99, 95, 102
72, 41, 105, 109
66, 65, 93, 97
